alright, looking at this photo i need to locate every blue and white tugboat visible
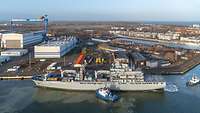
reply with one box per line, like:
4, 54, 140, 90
96, 87, 119, 102
186, 76, 200, 86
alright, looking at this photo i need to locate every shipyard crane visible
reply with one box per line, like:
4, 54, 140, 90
10, 15, 48, 40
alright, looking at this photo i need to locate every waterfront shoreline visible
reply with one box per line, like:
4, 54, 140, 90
119, 35, 200, 50
143, 55, 200, 75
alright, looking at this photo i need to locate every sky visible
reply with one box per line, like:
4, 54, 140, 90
0, 0, 200, 21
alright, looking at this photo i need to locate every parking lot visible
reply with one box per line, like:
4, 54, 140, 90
0, 39, 116, 77
0, 46, 81, 76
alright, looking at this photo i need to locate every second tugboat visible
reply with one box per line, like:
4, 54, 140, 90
186, 75, 200, 86
96, 87, 119, 102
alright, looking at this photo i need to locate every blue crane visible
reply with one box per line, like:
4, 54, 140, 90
10, 15, 48, 40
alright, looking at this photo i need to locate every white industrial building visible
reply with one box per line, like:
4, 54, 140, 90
34, 36, 77, 58
180, 37, 200, 43
157, 33, 179, 41
1, 31, 44, 49
1, 49, 28, 56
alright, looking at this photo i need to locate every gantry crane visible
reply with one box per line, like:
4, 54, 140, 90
10, 15, 48, 40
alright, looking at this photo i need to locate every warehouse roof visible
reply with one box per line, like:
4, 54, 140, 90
115, 52, 128, 59
36, 37, 77, 47
131, 52, 146, 61
37, 41, 68, 46
2, 30, 44, 34
1, 49, 28, 52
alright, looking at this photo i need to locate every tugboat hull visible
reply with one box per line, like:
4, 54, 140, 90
186, 81, 200, 86
186, 76, 200, 86
96, 89, 119, 102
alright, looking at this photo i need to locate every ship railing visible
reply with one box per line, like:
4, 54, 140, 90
129, 81, 165, 84
79, 82, 104, 84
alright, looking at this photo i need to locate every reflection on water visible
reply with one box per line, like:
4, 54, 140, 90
2, 65, 200, 113
0, 80, 165, 113
31, 88, 165, 113
32, 89, 97, 104
0, 80, 35, 113
164, 83, 178, 93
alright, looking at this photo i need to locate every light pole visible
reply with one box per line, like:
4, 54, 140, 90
29, 52, 31, 69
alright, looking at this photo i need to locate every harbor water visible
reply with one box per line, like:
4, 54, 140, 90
1, 65, 200, 113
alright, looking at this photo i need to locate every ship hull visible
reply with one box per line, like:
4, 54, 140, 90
33, 80, 166, 91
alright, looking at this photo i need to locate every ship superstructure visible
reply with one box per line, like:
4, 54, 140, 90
32, 62, 166, 91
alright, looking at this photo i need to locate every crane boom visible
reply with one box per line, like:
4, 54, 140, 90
10, 15, 48, 41
11, 19, 43, 22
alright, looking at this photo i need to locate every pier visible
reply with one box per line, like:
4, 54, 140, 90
0, 76, 32, 80
144, 55, 200, 75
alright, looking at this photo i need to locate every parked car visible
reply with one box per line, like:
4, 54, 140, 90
7, 65, 20, 72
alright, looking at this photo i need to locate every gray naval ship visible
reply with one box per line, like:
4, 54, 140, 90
32, 63, 166, 91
